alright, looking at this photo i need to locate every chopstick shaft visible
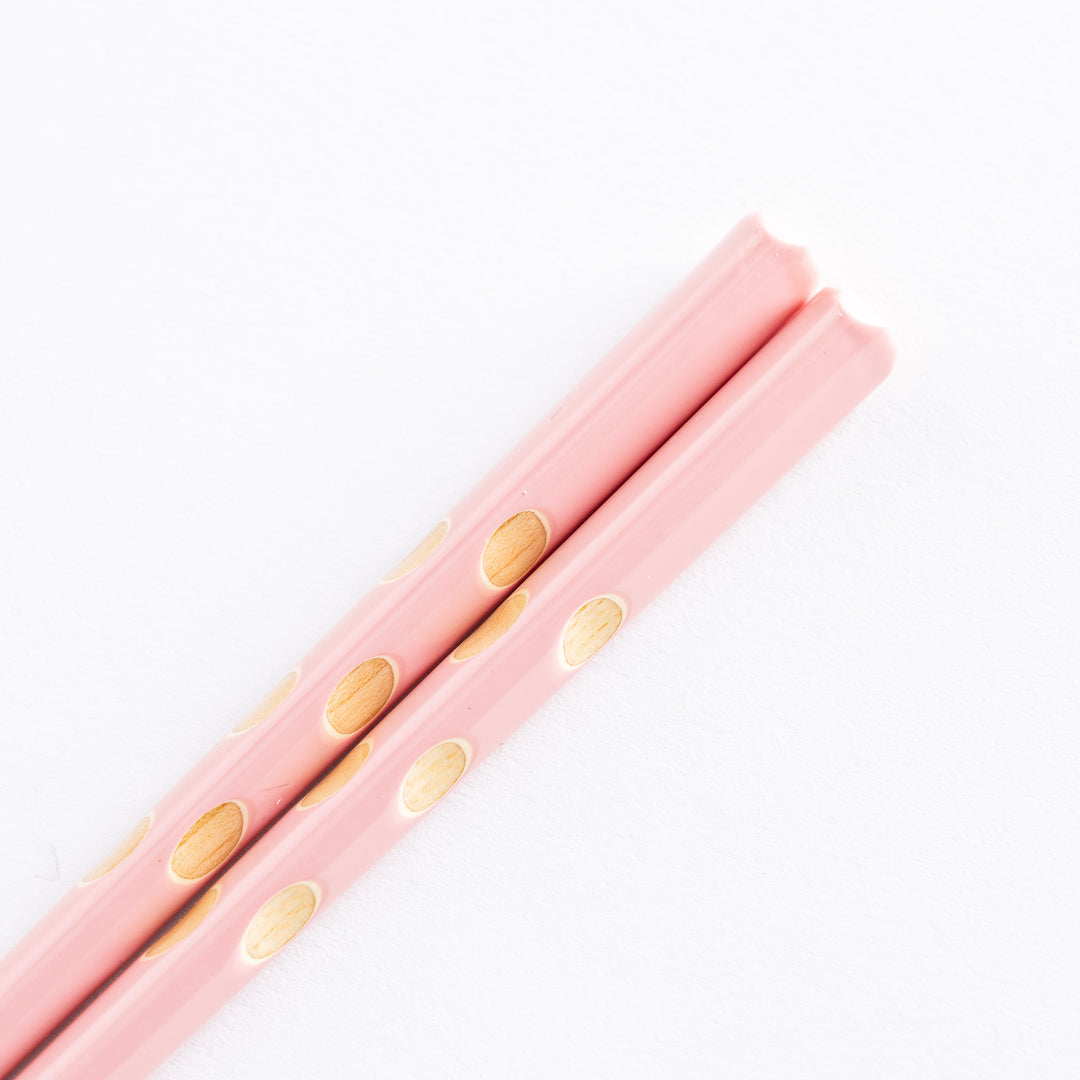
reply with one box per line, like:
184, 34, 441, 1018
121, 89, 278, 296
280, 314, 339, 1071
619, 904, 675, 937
0, 218, 814, 1073
18, 290, 893, 1080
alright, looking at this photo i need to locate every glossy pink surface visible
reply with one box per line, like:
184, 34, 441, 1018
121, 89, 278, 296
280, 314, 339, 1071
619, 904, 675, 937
0, 219, 814, 1073
20, 291, 894, 1079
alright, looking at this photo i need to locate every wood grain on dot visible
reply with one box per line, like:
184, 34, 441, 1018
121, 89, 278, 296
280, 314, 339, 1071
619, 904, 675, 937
402, 740, 469, 813
562, 596, 625, 666
481, 510, 549, 588
143, 886, 221, 960
325, 658, 396, 736
232, 670, 298, 734
298, 741, 372, 809
169, 802, 246, 881
384, 520, 449, 581
243, 883, 319, 961
81, 815, 151, 884
452, 591, 528, 661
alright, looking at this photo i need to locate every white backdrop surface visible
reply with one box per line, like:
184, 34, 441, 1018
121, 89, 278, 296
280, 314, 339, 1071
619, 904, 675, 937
1, 2, 1078, 1078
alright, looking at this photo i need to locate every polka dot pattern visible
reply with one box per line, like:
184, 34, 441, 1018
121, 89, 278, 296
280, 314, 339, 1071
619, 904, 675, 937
232, 670, 298, 734
170, 802, 246, 881
74, 492, 635, 982
298, 741, 372, 809
562, 596, 625, 666
452, 591, 528, 661
215, 585, 627, 964
383, 520, 450, 582
402, 740, 470, 813
481, 511, 549, 588
81, 815, 152, 884
243, 883, 319, 961
143, 886, 221, 960
325, 658, 396, 736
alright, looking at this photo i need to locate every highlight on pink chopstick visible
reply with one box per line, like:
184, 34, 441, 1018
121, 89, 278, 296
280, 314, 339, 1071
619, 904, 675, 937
14, 286, 894, 1080
0, 216, 814, 1076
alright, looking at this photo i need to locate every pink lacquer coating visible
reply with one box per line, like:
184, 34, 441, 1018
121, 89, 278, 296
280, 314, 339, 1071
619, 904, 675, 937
0, 218, 815, 1074
19, 291, 894, 1080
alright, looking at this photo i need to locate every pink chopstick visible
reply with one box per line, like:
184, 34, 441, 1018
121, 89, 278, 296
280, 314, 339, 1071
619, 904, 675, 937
0, 218, 814, 1073
18, 290, 893, 1079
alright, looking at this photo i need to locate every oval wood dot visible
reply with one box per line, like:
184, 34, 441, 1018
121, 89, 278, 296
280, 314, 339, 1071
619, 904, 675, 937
325, 657, 396, 736
169, 801, 246, 881
143, 886, 221, 960
243, 883, 319, 961
481, 510, 549, 588
562, 596, 625, 667
232, 669, 298, 734
452, 591, 528, 661
298, 740, 372, 809
82, 815, 152, 884
402, 740, 469, 814
384, 520, 450, 582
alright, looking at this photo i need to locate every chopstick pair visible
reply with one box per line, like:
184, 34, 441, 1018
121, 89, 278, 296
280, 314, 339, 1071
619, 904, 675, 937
0, 216, 815, 1074
16, 285, 894, 1079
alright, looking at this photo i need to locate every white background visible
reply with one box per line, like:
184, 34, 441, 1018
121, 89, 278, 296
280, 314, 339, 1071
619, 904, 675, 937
1, 3, 1078, 1078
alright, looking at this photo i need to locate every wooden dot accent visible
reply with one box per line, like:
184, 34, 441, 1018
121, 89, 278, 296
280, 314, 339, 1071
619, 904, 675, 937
325, 657, 396, 736
562, 596, 625, 667
481, 510, 549, 588
243, 883, 319, 961
232, 669, 298, 734
298, 741, 372, 809
452, 591, 528, 661
402, 740, 469, 814
384, 520, 450, 581
82, 815, 152, 884
169, 801, 246, 881
143, 886, 221, 960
